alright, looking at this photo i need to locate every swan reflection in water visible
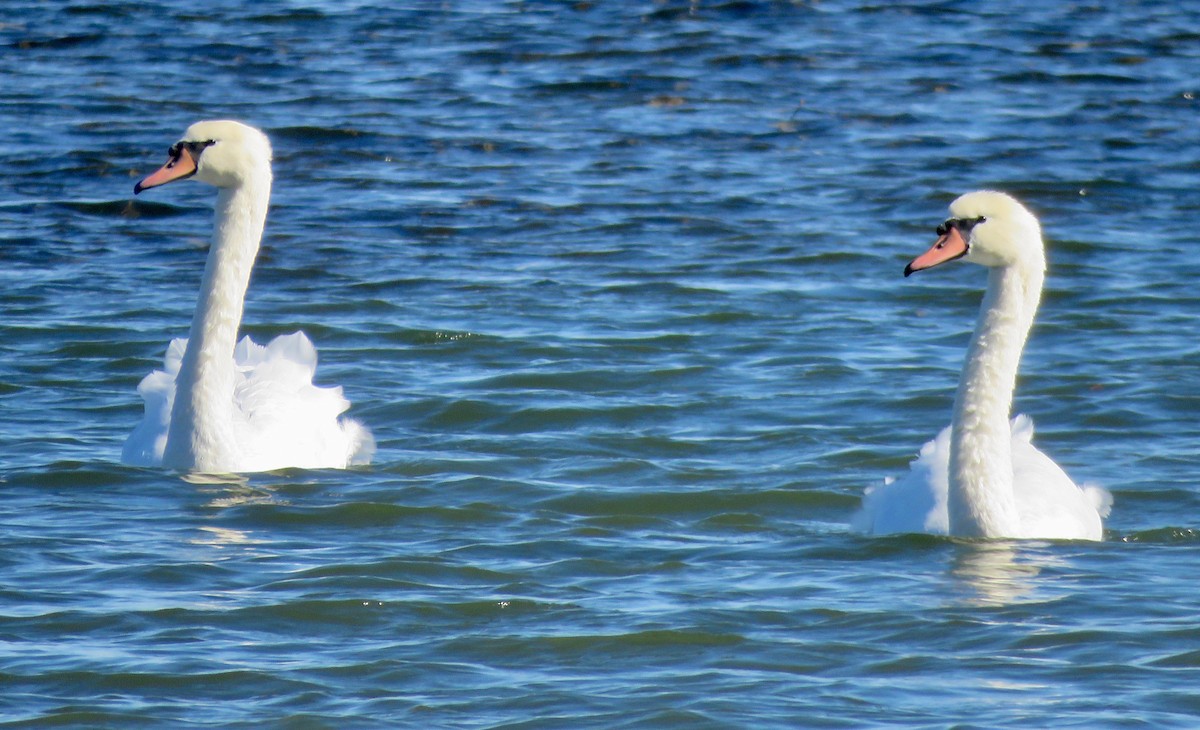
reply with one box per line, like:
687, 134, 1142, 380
948, 541, 1067, 607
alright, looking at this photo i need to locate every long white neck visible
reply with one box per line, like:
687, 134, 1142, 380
947, 260, 1044, 537
162, 174, 270, 471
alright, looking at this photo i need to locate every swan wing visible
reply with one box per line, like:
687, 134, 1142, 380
852, 425, 951, 536
855, 416, 1109, 540
121, 338, 187, 466
1009, 415, 1108, 540
122, 334, 374, 471
231, 332, 375, 471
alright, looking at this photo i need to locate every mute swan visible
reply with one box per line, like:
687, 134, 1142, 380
122, 120, 374, 473
853, 191, 1110, 540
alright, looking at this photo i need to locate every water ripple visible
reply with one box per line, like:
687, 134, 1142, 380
2, 1, 1199, 727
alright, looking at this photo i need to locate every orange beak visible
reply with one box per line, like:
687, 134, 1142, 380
134, 147, 198, 194
904, 226, 968, 277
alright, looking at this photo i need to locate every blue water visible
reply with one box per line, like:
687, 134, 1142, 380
3, 1, 1200, 726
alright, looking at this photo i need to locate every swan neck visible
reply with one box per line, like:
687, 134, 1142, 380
163, 174, 271, 470
948, 260, 1044, 537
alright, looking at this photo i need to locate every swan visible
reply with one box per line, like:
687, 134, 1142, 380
122, 120, 374, 473
853, 191, 1110, 540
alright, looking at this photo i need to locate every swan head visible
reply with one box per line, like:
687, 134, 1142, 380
135, 120, 272, 194
905, 191, 1044, 277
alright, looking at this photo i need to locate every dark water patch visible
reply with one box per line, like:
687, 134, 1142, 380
62, 4, 135, 18
0, 608, 132, 636
596, 281, 728, 299
532, 78, 631, 96
248, 8, 329, 24
9, 667, 323, 704
4, 461, 129, 490
55, 200, 149, 219
1146, 649, 1200, 668
996, 70, 1145, 86
643, 1, 784, 22
353, 328, 483, 350
1119, 527, 1200, 544
221, 598, 424, 630
500, 403, 690, 433
542, 486, 843, 520
443, 628, 745, 666
278, 557, 512, 587
228, 500, 511, 531
696, 511, 766, 531
272, 125, 390, 146
8, 33, 104, 51
707, 52, 816, 68
410, 397, 514, 432
0, 708, 157, 730
467, 366, 705, 395
115, 200, 198, 219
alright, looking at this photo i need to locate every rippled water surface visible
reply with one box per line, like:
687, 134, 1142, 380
4, 1, 1200, 727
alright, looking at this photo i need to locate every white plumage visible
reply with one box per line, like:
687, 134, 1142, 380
123, 120, 373, 473
855, 416, 1111, 539
853, 191, 1110, 540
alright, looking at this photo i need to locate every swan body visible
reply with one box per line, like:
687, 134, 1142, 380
123, 120, 373, 473
853, 191, 1110, 540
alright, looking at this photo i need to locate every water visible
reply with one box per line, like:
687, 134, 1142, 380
3, 1, 1200, 726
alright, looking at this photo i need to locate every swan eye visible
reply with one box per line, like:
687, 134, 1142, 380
940, 216, 987, 235
957, 216, 985, 233
166, 139, 216, 162
185, 140, 216, 153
